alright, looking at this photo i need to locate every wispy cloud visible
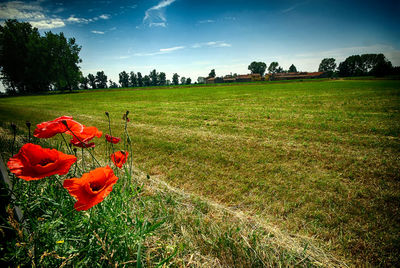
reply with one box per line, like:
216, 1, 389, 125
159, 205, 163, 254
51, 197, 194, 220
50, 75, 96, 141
198, 19, 215, 24
134, 46, 185, 56
67, 14, 111, 24
142, 0, 176, 27
192, 41, 232, 48
30, 18, 65, 29
0, 1, 66, 29
91, 30, 105, 34
281, 1, 308, 13
98, 14, 110, 20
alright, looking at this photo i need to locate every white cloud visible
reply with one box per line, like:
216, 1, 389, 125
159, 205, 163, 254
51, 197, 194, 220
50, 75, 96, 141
91, 30, 105, 34
98, 14, 110, 20
67, 15, 91, 24
134, 46, 185, 56
30, 18, 65, 29
192, 41, 232, 48
0, 1, 45, 20
143, 0, 176, 27
198, 19, 215, 24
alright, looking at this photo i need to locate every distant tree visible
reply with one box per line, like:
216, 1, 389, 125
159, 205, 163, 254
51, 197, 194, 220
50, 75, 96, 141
276, 66, 283, 73
80, 76, 89, 89
208, 69, 216, 78
268, 62, 279, 73
172, 73, 179, 85
369, 54, 393, 77
137, 72, 143, 87
186, 77, 192, 85
288, 64, 297, 72
158, 72, 166, 86
88, 73, 96, 89
318, 58, 336, 73
96, 71, 107, 88
129, 71, 137, 87
166, 79, 171, 85
338, 55, 364, 77
149, 69, 158, 86
180, 77, 186, 85
119, 71, 129, 87
248, 61, 267, 76
143, 75, 151, 86
109, 80, 118, 88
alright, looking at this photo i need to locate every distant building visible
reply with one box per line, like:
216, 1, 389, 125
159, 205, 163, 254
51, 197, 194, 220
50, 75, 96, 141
270, 72, 324, 80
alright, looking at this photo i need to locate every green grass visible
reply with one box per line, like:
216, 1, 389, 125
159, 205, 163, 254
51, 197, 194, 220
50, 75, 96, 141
1, 79, 399, 266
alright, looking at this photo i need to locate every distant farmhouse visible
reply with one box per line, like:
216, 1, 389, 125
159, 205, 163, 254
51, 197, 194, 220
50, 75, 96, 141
202, 72, 325, 84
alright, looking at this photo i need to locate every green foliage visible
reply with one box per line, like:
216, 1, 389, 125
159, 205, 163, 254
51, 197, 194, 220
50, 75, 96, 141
172, 73, 179, 85
95, 71, 107, 89
208, 69, 216, 78
288, 64, 297, 72
268, 62, 279, 74
137, 72, 143, 87
130, 71, 138, 87
318, 58, 336, 73
87, 74, 96, 89
0, 20, 82, 93
186, 77, 192, 85
158, 72, 166, 86
248, 61, 267, 76
150, 69, 158, 86
143, 75, 151, 87
119, 71, 130, 88
338, 54, 393, 77
180, 77, 186, 85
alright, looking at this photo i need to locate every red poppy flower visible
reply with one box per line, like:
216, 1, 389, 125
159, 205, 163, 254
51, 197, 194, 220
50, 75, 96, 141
34, 116, 84, 138
70, 126, 102, 148
111, 151, 129, 168
7, 143, 77, 181
63, 166, 118, 211
105, 134, 121, 144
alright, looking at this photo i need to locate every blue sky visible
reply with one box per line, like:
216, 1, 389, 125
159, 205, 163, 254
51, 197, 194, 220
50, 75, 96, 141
0, 0, 399, 84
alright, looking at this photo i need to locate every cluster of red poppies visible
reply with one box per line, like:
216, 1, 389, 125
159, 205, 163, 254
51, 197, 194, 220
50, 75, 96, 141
7, 116, 129, 211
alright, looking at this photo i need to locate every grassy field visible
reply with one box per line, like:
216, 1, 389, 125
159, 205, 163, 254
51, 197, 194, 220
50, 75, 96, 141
1, 79, 399, 266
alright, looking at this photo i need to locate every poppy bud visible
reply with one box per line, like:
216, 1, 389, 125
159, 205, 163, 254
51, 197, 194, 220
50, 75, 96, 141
126, 110, 129, 116
11, 122, 16, 131
26, 121, 31, 128
73, 148, 77, 153
105, 111, 109, 117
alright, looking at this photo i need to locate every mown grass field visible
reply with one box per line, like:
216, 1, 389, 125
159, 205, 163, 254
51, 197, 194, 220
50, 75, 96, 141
1, 79, 399, 266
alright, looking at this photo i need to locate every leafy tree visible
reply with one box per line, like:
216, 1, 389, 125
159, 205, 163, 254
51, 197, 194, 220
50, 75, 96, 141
276, 66, 283, 73
150, 69, 158, 86
119, 71, 129, 88
129, 71, 137, 87
45, 32, 82, 91
96, 71, 107, 89
288, 64, 297, 72
248, 61, 267, 76
109, 80, 118, 88
186, 77, 192, 85
338, 55, 364, 77
172, 73, 179, 85
369, 54, 393, 77
143, 75, 151, 86
80, 76, 89, 89
158, 72, 166, 86
318, 58, 336, 72
87, 74, 96, 89
0, 20, 82, 94
180, 77, 186, 85
208, 69, 216, 78
137, 72, 143, 87
268, 62, 279, 74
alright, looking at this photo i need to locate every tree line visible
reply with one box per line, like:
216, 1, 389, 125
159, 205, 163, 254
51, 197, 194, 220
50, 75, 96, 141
247, 54, 398, 78
81, 70, 193, 90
